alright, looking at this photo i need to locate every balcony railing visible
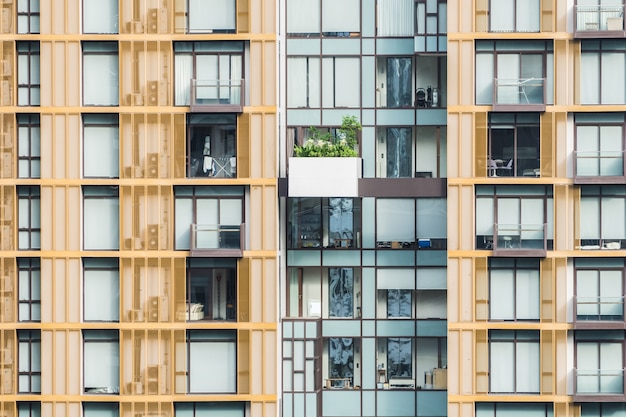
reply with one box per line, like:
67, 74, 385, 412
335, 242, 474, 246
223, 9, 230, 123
575, 5, 624, 37
574, 150, 625, 183
575, 368, 624, 395
493, 78, 546, 112
576, 296, 625, 321
492, 223, 547, 257
190, 79, 244, 112
190, 223, 244, 257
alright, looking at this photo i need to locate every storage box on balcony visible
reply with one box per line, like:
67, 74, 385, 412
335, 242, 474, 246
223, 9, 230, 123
288, 157, 362, 197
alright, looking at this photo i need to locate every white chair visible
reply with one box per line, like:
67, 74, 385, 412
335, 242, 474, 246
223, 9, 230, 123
499, 159, 513, 176
488, 159, 499, 177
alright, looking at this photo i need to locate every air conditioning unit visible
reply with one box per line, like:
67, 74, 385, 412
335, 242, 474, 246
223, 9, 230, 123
145, 153, 159, 178
147, 8, 159, 33
147, 81, 159, 105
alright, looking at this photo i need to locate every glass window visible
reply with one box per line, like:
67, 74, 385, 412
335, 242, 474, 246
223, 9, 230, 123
83, 0, 118, 33
83, 330, 119, 394
286, 0, 360, 36
376, 57, 413, 108
489, 330, 540, 393
380, 337, 413, 380
83, 186, 119, 250
476, 403, 553, 417
188, 0, 236, 33
187, 114, 237, 178
174, 42, 244, 106
17, 186, 40, 250
287, 57, 320, 108
581, 186, 626, 245
184, 258, 237, 321
581, 403, 626, 417
489, 258, 540, 321
327, 337, 358, 388
416, 337, 447, 389
83, 42, 119, 106
185, 330, 236, 393
490, 0, 540, 32
415, 0, 447, 53
17, 330, 40, 393
287, 197, 361, 249
575, 259, 624, 321
83, 114, 119, 178
475, 40, 553, 106
376, 198, 447, 248
83, 403, 119, 417
488, 113, 540, 178
576, 331, 624, 395
377, 0, 414, 36
17, 402, 41, 417
17, 114, 40, 179
16, 42, 40, 106
17, 258, 40, 322
83, 258, 119, 322
175, 402, 245, 417
17, 0, 40, 34
174, 186, 244, 250
575, 113, 625, 178
322, 57, 360, 108
581, 41, 626, 105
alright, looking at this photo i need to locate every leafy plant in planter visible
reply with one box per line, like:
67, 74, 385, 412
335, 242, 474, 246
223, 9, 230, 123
293, 115, 362, 157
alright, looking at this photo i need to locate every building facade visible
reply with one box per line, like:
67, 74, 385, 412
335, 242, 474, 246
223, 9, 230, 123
0, 0, 278, 416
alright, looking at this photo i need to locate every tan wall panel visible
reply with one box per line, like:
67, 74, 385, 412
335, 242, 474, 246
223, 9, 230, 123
42, 114, 81, 179
263, 330, 277, 395
41, 260, 53, 323
250, 114, 264, 178
250, 42, 263, 107
542, 0, 555, 32
42, 258, 81, 323
249, 258, 264, 322
541, 258, 554, 322
263, 114, 277, 178
447, 186, 459, 251
64, 42, 81, 107
447, 330, 460, 395
49, 186, 81, 251
554, 257, 568, 324
459, 258, 474, 322
250, 329, 264, 395
42, 402, 81, 417
67, 258, 81, 322
554, 184, 573, 252
555, 329, 569, 396
263, 43, 277, 106
41, 186, 54, 250
459, 42, 475, 106
239, 257, 250, 322
249, 185, 263, 251
461, 185, 475, 250
460, 113, 473, 178
41, 330, 53, 394
263, 258, 277, 323
447, 114, 459, 178
554, 40, 570, 106
40, 42, 52, 107
447, 42, 460, 107
554, 112, 568, 179
50, 0, 80, 34
449, 402, 476, 417
49, 330, 81, 395
68, 186, 81, 250
448, 258, 460, 323
53, 259, 66, 322
474, 112, 487, 178
263, 186, 277, 250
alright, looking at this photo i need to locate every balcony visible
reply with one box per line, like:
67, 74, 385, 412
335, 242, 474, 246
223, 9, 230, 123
190, 79, 244, 113
576, 296, 624, 327
492, 78, 546, 112
492, 223, 547, 257
575, 5, 625, 38
189, 223, 244, 257
288, 157, 362, 197
575, 368, 625, 401
574, 151, 625, 184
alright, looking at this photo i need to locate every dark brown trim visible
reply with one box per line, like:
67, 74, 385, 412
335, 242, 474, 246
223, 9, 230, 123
358, 178, 447, 197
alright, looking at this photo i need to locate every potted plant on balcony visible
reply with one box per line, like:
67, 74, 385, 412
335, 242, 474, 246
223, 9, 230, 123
293, 115, 361, 157
289, 115, 363, 197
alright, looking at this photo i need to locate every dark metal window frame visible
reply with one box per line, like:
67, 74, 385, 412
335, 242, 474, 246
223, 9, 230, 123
17, 0, 40, 34
17, 257, 40, 322
17, 186, 40, 250
82, 258, 119, 322
186, 113, 237, 178
186, 329, 237, 394
82, 185, 120, 251
186, 258, 237, 321
82, 329, 120, 394
488, 258, 541, 321
81, 41, 119, 107
17, 329, 40, 394
16, 114, 40, 179
488, 112, 541, 178
488, 329, 540, 394
16, 42, 40, 107
82, 114, 119, 179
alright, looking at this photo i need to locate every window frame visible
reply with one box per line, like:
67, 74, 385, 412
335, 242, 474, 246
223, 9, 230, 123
286, 0, 361, 37
185, 330, 237, 394
82, 114, 119, 178
16, 114, 41, 179
580, 185, 626, 246
17, 257, 40, 322
488, 258, 541, 321
83, 330, 120, 394
574, 259, 625, 322
16, 41, 40, 106
82, 42, 119, 106
83, 258, 119, 322
82, 186, 120, 251
574, 113, 626, 182
488, 112, 541, 178
575, 331, 625, 396
17, 0, 40, 34
489, 330, 540, 393
488, 0, 540, 33
186, 113, 237, 178
17, 186, 40, 250
17, 329, 40, 394
185, 258, 237, 322
16, 402, 41, 416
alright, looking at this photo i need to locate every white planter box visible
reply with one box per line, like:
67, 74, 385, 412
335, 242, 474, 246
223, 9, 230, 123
288, 157, 362, 197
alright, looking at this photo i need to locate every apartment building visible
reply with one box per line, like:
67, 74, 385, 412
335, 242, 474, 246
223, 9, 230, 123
0, 1, 278, 416
448, 2, 626, 417
279, 1, 448, 417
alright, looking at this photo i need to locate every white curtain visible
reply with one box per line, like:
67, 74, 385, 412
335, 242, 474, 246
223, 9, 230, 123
601, 52, 626, 104
322, 0, 359, 32
377, 0, 413, 36
84, 195, 119, 250
175, 54, 193, 105
602, 196, 626, 239
189, 0, 236, 32
174, 198, 193, 249
84, 123, 119, 178
84, 268, 119, 321
84, 333, 119, 389
490, 270, 515, 320
287, 57, 320, 108
581, 52, 600, 104
515, 269, 540, 319
490, 341, 515, 392
323, 57, 359, 108
475, 197, 494, 235
83, 49, 119, 106
83, 0, 118, 34
516, 341, 540, 392
286, 0, 320, 33
580, 197, 600, 239
490, 0, 515, 32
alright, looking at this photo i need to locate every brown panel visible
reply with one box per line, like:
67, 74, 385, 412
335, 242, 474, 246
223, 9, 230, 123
358, 178, 447, 197
239, 257, 250, 323
237, 0, 250, 33
238, 328, 250, 394
540, 112, 554, 177
238, 112, 251, 179
475, 0, 488, 32
475, 112, 488, 177
475, 257, 488, 322
541, 0, 554, 32
475, 329, 488, 394
541, 258, 554, 323
541, 329, 554, 394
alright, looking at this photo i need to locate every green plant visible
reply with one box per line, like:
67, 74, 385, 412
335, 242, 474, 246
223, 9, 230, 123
293, 115, 362, 157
